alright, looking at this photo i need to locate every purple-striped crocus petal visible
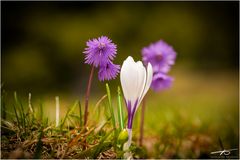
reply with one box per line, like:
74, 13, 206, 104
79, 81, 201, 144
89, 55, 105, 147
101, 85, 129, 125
126, 100, 132, 129
120, 56, 153, 129
120, 56, 153, 151
127, 99, 138, 129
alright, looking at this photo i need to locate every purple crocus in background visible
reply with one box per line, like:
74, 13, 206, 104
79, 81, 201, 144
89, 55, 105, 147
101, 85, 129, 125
83, 36, 120, 125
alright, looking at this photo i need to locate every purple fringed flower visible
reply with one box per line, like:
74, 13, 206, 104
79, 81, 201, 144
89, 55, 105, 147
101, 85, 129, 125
151, 72, 173, 92
84, 36, 117, 67
98, 62, 120, 81
142, 40, 176, 73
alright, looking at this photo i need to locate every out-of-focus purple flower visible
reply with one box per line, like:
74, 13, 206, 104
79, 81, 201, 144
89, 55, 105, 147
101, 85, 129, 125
84, 36, 117, 67
98, 62, 120, 81
142, 40, 176, 73
141, 39, 176, 92
151, 72, 173, 92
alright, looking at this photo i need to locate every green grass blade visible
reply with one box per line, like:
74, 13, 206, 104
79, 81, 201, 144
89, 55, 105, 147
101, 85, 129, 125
75, 142, 112, 159
105, 83, 116, 130
14, 92, 26, 131
14, 92, 25, 115
92, 129, 114, 158
60, 100, 78, 131
12, 104, 21, 131
106, 83, 117, 151
69, 114, 80, 120
78, 100, 83, 127
39, 101, 43, 122
117, 86, 124, 130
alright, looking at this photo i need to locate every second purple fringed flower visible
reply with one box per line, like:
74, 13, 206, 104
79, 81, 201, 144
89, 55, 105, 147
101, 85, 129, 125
98, 62, 120, 81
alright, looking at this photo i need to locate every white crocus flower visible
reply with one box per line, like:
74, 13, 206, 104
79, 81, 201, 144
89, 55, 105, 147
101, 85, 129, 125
120, 56, 153, 149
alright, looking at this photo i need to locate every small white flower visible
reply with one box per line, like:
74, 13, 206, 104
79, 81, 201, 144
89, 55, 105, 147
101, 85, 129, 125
120, 56, 153, 150
120, 56, 153, 128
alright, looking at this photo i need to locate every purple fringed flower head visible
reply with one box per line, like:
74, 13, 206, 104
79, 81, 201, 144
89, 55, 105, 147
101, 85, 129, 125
142, 39, 177, 92
151, 72, 173, 91
98, 62, 120, 81
84, 36, 117, 67
142, 40, 176, 73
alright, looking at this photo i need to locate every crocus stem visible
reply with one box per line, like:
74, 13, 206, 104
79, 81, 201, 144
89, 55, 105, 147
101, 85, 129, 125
139, 96, 146, 146
84, 65, 95, 126
127, 128, 132, 148
123, 129, 132, 149
123, 128, 133, 158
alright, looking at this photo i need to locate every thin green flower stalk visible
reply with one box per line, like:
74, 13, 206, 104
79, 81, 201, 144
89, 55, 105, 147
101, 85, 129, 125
106, 83, 118, 150
105, 84, 116, 130
117, 86, 124, 131
106, 83, 116, 129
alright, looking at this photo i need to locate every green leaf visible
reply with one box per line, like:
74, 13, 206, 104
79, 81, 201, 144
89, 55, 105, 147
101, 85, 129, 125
117, 86, 124, 130
13, 103, 21, 131
78, 101, 83, 127
92, 129, 114, 158
105, 83, 116, 130
14, 92, 26, 130
75, 142, 112, 159
106, 83, 118, 151
60, 100, 78, 131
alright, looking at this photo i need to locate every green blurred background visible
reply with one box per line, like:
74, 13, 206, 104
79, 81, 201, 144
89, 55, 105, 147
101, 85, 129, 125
2, 1, 238, 95
1, 1, 239, 157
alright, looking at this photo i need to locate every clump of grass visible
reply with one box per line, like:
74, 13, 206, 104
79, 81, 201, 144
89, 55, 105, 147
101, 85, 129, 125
0, 85, 132, 159
2, 79, 237, 159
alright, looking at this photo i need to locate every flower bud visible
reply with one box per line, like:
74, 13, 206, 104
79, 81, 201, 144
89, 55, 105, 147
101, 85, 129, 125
118, 129, 128, 144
